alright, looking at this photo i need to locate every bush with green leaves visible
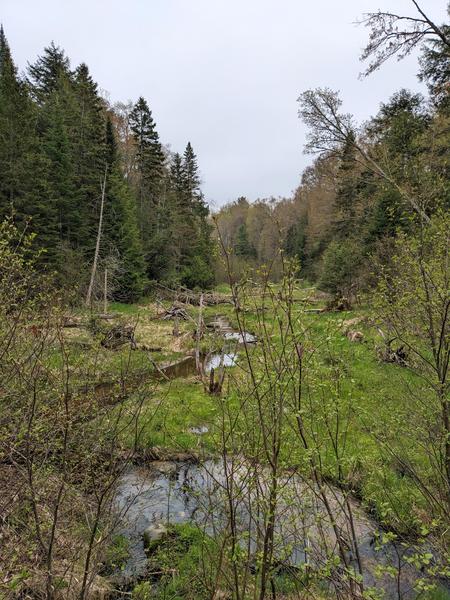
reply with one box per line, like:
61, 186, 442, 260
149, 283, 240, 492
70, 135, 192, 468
319, 238, 363, 296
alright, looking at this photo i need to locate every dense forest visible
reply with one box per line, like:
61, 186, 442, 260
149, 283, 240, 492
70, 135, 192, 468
216, 78, 449, 295
0, 28, 214, 300
0, 2, 449, 600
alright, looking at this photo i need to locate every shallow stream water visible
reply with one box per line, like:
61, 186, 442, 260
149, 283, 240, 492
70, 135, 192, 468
113, 460, 449, 599
112, 318, 448, 598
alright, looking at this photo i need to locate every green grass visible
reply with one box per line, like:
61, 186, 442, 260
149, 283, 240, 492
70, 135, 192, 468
133, 523, 216, 600
119, 378, 218, 453
68, 287, 449, 596
68, 290, 442, 534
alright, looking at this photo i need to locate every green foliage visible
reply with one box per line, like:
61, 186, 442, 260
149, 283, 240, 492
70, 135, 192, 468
0, 218, 45, 312
284, 217, 306, 267
319, 238, 363, 295
0, 31, 216, 299
235, 222, 256, 258
167, 143, 214, 288
103, 116, 146, 301
142, 524, 216, 600
102, 534, 129, 573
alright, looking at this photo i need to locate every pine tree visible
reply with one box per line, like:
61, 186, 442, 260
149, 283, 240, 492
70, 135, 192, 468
28, 42, 71, 102
170, 142, 214, 288
0, 25, 24, 209
169, 152, 185, 199
182, 142, 201, 198
103, 116, 146, 301
71, 63, 108, 253
333, 131, 361, 238
284, 217, 307, 269
0, 27, 59, 263
129, 97, 165, 239
235, 222, 256, 258
30, 50, 109, 265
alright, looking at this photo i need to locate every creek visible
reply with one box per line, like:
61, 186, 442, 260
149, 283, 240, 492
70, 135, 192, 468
111, 318, 448, 599
113, 460, 449, 599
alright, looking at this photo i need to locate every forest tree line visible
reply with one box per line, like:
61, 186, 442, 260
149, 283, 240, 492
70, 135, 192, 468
1, 3, 449, 302
0, 28, 214, 302
215, 4, 449, 296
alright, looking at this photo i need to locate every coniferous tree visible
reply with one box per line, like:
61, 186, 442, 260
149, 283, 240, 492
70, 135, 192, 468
0, 27, 59, 263
129, 96, 165, 270
103, 116, 146, 301
182, 143, 201, 201
0, 25, 30, 210
284, 218, 306, 267
176, 142, 214, 288
235, 222, 256, 258
2, 35, 218, 291
71, 63, 108, 253
28, 42, 71, 103
39, 80, 77, 242
29, 48, 110, 273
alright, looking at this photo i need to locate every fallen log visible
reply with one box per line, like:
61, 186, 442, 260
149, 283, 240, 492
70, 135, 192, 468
326, 296, 352, 312
62, 315, 84, 328
159, 304, 189, 321
155, 284, 232, 306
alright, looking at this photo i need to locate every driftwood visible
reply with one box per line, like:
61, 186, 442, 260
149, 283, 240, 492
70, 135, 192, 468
135, 344, 162, 352
63, 313, 117, 328
208, 366, 225, 395
376, 329, 408, 366
346, 330, 364, 343
159, 304, 189, 321
101, 324, 137, 350
62, 316, 84, 328
155, 284, 231, 306
95, 313, 118, 320
195, 293, 204, 371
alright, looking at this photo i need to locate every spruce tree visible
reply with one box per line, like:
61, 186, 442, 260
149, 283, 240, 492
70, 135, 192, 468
182, 142, 201, 198
103, 116, 146, 301
171, 142, 214, 288
284, 218, 307, 268
235, 222, 256, 258
0, 27, 59, 263
29, 50, 110, 268
128, 96, 166, 277
28, 42, 71, 102
71, 63, 108, 253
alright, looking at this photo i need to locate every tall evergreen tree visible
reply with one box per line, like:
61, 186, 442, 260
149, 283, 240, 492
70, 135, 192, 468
27, 42, 71, 102
284, 218, 306, 267
129, 99, 164, 219
103, 116, 146, 301
71, 63, 108, 252
182, 143, 201, 198
169, 143, 214, 288
29, 50, 109, 265
235, 222, 256, 258
129, 97, 166, 276
0, 27, 59, 262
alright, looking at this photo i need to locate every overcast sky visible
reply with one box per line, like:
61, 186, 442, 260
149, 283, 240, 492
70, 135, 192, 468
2, 0, 448, 208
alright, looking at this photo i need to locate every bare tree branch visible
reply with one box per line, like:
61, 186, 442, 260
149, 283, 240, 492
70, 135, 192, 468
359, 1, 450, 77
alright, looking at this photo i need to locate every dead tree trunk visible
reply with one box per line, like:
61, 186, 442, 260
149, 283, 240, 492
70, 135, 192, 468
86, 166, 108, 308
195, 293, 204, 373
103, 268, 108, 315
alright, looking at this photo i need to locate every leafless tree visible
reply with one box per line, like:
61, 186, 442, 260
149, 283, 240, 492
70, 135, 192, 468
359, 1, 450, 77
